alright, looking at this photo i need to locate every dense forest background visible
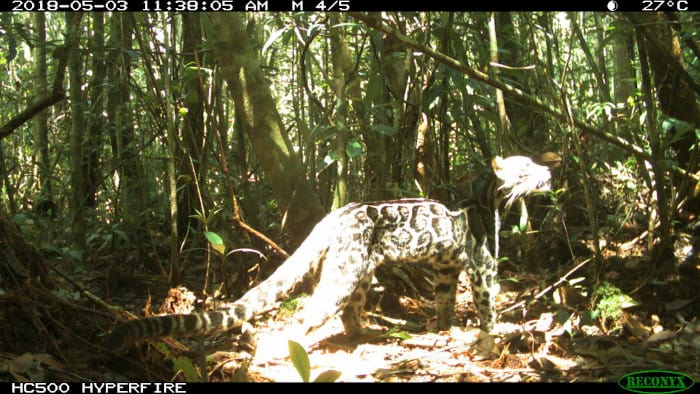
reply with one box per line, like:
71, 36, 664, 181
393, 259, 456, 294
0, 12, 698, 382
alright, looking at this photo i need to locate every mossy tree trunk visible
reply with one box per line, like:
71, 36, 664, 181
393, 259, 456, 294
207, 13, 325, 245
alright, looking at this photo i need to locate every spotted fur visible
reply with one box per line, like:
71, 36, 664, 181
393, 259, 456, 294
105, 156, 550, 351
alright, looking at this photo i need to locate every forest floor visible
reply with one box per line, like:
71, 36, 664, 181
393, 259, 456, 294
1, 213, 699, 383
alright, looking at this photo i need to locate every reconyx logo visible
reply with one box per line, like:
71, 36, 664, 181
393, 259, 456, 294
618, 370, 695, 394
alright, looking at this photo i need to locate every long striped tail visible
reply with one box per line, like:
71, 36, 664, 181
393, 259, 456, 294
104, 209, 343, 351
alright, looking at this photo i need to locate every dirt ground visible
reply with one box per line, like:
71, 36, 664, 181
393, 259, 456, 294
1, 212, 698, 383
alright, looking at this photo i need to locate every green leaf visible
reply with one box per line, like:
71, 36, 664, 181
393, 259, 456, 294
314, 370, 342, 382
67, 248, 83, 262
204, 231, 226, 255
206, 208, 223, 225
288, 340, 311, 382
189, 211, 206, 224
667, 118, 696, 144
518, 203, 529, 231
345, 140, 363, 158
204, 231, 223, 245
387, 330, 412, 340
112, 228, 128, 243
315, 151, 339, 177
262, 27, 287, 55
308, 23, 323, 37
172, 356, 199, 382
212, 243, 226, 256
200, 14, 215, 43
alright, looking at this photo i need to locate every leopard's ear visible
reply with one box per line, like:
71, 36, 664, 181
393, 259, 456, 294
491, 156, 504, 172
536, 151, 561, 168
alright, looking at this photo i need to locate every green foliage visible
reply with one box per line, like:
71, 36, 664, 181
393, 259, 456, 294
591, 282, 637, 331
662, 117, 697, 146
203, 230, 226, 256
155, 343, 200, 382
382, 326, 412, 340
316, 140, 366, 176
584, 101, 616, 122
262, 27, 289, 55
288, 340, 311, 382
345, 140, 364, 159
287, 340, 341, 382
171, 355, 200, 382
190, 208, 222, 227
203, 230, 223, 245
232, 358, 252, 382
278, 294, 307, 317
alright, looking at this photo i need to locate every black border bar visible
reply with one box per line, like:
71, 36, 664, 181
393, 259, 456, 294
4, 0, 699, 12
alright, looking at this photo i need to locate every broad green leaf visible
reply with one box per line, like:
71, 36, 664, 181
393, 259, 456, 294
288, 340, 311, 382
204, 231, 223, 245
204, 231, 226, 255
172, 356, 199, 382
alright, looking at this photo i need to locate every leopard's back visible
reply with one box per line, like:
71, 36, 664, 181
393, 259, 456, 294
105, 156, 551, 351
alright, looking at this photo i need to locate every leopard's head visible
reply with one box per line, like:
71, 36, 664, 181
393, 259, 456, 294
491, 155, 551, 208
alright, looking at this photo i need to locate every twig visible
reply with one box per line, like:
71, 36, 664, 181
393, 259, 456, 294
500, 257, 594, 315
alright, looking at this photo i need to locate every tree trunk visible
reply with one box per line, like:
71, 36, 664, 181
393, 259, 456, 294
178, 13, 207, 232
67, 12, 86, 249
611, 20, 637, 163
85, 13, 106, 209
633, 14, 700, 173
329, 14, 351, 209
207, 13, 324, 245
33, 13, 51, 203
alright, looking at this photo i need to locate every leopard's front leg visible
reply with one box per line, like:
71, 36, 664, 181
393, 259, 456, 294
466, 240, 498, 332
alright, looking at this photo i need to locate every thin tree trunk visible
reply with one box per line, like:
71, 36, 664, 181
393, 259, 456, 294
86, 13, 106, 209
67, 12, 86, 248
33, 13, 51, 202
178, 13, 207, 232
329, 14, 351, 209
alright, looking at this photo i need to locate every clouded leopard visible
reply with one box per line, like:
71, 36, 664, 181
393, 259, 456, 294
105, 155, 551, 351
